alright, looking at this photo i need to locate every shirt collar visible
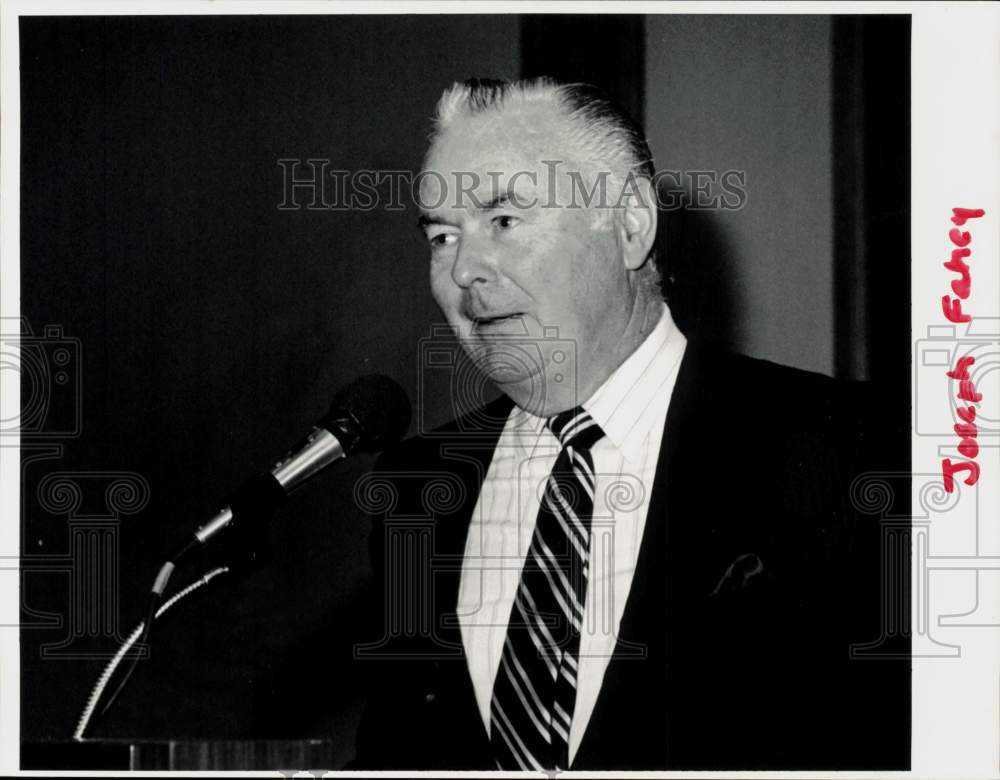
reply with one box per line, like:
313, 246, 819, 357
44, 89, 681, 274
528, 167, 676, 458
583, 303, 684, 464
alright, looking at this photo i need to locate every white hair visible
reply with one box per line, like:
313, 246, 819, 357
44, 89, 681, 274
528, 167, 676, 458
432, 77, 655, 185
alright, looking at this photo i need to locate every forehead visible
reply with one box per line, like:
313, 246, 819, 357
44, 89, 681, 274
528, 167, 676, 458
420, 104, 589, 210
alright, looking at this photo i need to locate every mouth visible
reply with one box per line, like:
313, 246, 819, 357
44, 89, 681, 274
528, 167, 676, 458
471, 313, 524, 331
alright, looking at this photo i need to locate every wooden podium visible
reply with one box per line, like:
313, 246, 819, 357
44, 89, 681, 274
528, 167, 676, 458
22, 739, 341, 770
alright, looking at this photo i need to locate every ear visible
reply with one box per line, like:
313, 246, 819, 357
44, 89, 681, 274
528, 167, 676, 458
617, 176, 658, 271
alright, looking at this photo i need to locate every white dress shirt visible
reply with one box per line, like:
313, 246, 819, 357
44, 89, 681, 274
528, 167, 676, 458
456, 303, 687, 762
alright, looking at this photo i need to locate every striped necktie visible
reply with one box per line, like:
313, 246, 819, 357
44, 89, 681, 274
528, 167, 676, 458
490, 406, 605, 770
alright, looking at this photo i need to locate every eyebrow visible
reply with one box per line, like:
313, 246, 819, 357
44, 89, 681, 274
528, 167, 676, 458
417, 214, 448, 230
416, 187, 531, 230
478, 192, 512, 211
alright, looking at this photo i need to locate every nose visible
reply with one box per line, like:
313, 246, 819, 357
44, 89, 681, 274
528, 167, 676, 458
451, 235, 497, 288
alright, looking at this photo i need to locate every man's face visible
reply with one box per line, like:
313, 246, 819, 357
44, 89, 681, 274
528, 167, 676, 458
419, 104, 635, 414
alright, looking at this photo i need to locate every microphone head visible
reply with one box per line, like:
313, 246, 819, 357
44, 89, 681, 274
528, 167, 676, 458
323, 374, 411, 454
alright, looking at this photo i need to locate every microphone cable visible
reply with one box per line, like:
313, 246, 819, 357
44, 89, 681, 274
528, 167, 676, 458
73, 564, 230, 741
72, 374, 411, 737
73, 535, 204, 740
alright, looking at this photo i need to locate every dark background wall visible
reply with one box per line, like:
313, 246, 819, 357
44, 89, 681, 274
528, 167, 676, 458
647, 15, 836, 375
19, 14, 521, 756
18, 13, 909, 767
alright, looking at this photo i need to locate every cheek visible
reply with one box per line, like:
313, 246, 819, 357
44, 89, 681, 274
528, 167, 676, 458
511, 230, 581, 289
536, 229, 608, 295
429, 261, 461, 314
562, 237, 622, 328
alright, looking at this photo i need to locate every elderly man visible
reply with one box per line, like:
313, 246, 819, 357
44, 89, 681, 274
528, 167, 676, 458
352, 77, 908, 771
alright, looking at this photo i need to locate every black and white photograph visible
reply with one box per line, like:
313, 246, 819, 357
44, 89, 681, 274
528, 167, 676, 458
1, 2, 997, 776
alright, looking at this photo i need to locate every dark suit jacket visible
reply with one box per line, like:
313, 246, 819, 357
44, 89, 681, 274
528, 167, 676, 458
351, 342, 910, 770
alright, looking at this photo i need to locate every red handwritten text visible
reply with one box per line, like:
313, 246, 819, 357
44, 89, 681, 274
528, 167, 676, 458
941, 207, 986, 493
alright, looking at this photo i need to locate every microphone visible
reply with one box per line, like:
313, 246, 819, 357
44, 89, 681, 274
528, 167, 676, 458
189, 373, 411, 550
80, 374, 410, 732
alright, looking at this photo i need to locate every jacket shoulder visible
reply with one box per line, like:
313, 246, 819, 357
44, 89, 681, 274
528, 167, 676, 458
681, 341, 864, 428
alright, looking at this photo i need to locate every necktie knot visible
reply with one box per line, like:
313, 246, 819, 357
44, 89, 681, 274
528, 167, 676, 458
547, 406, 605, 452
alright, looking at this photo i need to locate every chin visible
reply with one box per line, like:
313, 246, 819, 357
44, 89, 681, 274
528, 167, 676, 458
474, 351, 545, 387
463, 344, 540, 398
483, 359, 583, 419
492, 374, 549, 416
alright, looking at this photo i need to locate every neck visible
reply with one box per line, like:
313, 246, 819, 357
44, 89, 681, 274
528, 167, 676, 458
501, 293, 667, 417
578, 291, 665, 401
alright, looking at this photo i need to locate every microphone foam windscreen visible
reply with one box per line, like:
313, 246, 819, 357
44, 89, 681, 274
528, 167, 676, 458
328, 374, 412, 452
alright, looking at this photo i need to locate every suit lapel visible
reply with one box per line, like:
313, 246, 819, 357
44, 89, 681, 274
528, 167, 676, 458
571, 341, 715, 768
424, 395, 513, 757
439, 361, 733, 768
430, 394, 515, 641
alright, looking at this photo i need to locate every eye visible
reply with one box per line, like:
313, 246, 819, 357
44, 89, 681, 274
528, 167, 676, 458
493, 214, 520, 230
427, 230, 458, 249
